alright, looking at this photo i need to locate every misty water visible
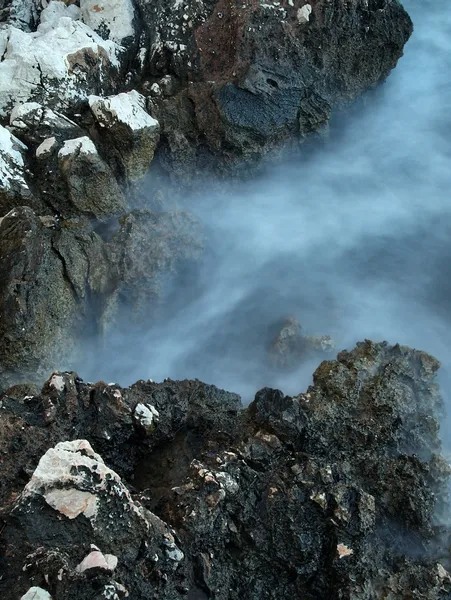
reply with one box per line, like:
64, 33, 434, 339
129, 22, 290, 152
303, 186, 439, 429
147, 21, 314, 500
79, 1, 451, 413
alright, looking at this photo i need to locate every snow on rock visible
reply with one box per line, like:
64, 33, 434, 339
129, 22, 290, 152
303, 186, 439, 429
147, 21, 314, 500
88, 90, 158, 132
20, 587, 52, 600
0, 1, 121, 118
80, 0, 136, 45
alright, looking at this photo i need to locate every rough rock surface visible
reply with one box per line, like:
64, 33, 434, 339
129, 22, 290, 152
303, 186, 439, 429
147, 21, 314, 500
88, 90, 160, 182
140, 0, 413, 172
1, 341, 450, 599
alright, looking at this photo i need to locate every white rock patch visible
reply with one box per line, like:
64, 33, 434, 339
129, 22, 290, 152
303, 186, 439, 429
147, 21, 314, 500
134, 403, 159, 433
21, 440, 132, 521
36, 136, 58, 158
58, 136, 98, 159
20, 587, 52, 600
80, 0, 135, 45
297, 4, 312, 24
76, 548, 118, 572
0, 1, 121, 117
89, 90, 159, 132
49, 373, 65, 391
0, 124, 29, 194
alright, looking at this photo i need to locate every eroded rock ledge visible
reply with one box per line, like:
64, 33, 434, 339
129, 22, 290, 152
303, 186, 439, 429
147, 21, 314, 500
1, 341, 450, 599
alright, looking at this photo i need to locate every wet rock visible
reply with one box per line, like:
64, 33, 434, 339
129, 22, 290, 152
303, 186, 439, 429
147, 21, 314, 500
268, 316, 334, 370
88, 90, 160, 181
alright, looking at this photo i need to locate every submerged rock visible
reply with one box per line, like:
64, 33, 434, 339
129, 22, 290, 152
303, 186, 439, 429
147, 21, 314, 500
0, 342, 450, 599
268, 316, 334, 369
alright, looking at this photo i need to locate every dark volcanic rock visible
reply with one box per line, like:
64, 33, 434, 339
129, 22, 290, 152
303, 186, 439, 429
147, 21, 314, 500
1, 341, 450, 599
138, 0, 413, 173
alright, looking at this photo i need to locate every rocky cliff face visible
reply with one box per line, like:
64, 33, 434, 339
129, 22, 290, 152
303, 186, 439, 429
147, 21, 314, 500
0, 341, 450, 599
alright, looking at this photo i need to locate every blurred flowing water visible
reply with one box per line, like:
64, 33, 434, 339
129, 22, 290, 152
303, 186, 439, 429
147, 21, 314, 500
78, 0, 451, 426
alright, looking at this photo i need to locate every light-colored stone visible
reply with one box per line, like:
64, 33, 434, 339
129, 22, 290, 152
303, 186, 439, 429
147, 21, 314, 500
0, 1, 120, 117
80, 0, 135, 45
0, 124, 29, 195
20, 440, 128, 521
134, 403, 159, 434
76, 549, 118, 572
297, 4, 312, 24
88, 91, 158, 132
20, 587, 52, 600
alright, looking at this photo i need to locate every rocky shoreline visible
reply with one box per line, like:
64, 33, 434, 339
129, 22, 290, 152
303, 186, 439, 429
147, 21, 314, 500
2, 1, 450, 599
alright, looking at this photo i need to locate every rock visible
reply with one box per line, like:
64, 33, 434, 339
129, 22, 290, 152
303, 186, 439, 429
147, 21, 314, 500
0, 205, 205, 385
268, 316, 334, 370
133, 402, 159, 435
137, 0, 413, 173
0, 1, 120, 117
0, 207, 80, 386
20, 587, 52, 600
0, 342, 450, 599
76, 548, 118, 573
0, 124, 34, 216
57, 136, 127, 218
9, 102, 84, 146
4, 439, 185, 598
80, 0, 136, 46
88, 90, 160, 181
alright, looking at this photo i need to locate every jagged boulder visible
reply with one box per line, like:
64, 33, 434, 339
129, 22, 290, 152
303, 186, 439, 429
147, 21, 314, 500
88, 90, 160, 182
9, 102, 84, 146
0, 205, 204, 387
6, 439, 186, 599
268, 316, 334, 370
0, 207, 81, 386
57, 136, 127, 218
